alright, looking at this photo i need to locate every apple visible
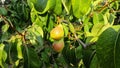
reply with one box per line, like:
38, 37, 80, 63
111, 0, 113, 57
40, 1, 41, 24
52, 39, 64, 52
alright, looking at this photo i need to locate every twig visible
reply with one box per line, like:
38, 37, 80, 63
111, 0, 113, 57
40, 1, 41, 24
74, 33, 87, 48
98, 0, 117, 12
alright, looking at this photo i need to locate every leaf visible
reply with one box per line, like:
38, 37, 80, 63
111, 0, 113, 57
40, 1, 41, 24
0, 7, 7, 16
88, 23, 111, 42
63, 23, 69, 37
8, 35, 23, 67
69, 23, 75, 33
26, 25, 43, 47
112, 25, 120, 31
93, 12, 104, 24
0, 43, 7, 68
71, 0, 91, 18
91, 23, 104, 36
47, 16, 54, 32
62, 0, 71, 14
30, 7, 48, 26
114, 30, 120, 68
17, 39, 23, 59
54, 0, 62, 15
2, 24, 9, 33
41, 52, 49, 63
96, 27, 120, 68
24, 47, 40, 68
90, 54, 100, 68
75, 45, 82, 59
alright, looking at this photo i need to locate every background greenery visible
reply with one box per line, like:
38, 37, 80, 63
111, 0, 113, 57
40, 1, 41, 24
0, 0, 120, 68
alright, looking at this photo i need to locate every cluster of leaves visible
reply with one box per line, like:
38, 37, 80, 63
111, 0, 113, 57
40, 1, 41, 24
0, 0, 120, 68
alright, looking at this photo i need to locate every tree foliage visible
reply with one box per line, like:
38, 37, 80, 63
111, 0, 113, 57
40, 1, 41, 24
0, 0, 120, 68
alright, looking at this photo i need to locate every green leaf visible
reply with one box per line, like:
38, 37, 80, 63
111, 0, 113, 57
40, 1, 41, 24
2, 24, 9, 33
91, 23, 104, 36
93, 12, 104, 24
26, 25, 43, 47
75, 45, 82, 59
8, 35, 23, 67
30, 7, 48, 26
0, 7, 7, 16
41, 52, 49, 63
114, 30, 120, 68
62, 0, 71, 14
88, 23, 111, 42
90, 54, 100, 68
63, 23, 69, 37
47, 16, 54, 32
112, 25, 120, 31
24, 47, 40, 68
17, 39, 23, 59
0, 43, 7, 68
71, 0, 91, 18
69, 23, 75, 33
96, 27, 120, 68
54, 0, 62, 15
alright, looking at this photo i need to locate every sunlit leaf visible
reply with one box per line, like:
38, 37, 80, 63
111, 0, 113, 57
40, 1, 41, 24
2, 24, 9, 33
0, 43, 7, 68
54, 0, 62, 15
71, 0, 91, 18
69, 23, 75, 33
62, 0, 71, 14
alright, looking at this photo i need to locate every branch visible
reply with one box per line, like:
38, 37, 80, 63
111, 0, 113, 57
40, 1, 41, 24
98, 0, 117, 12
74, 34, 96, 48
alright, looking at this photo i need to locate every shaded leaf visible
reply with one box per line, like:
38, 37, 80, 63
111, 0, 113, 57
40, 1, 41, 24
24, 47, 40, 68
0, 7, 7, 16
96, 27, 120, 68
114, 30, 120, 68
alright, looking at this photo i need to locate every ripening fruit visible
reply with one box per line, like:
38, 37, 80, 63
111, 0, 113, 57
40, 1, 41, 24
50, 24, 64, 40
52, 39, 64, 52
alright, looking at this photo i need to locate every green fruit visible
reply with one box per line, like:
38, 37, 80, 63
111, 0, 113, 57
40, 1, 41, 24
52, 39, 64, 52
50, 24, 64, 40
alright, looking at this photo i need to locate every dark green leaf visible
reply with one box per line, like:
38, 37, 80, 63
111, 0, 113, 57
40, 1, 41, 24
114, 30, 120, 68
96, 27, 120, 68
75, 45, 82, 59
90, 54, 100, 68
0, 7, 7, 16
24, 47, 40, 68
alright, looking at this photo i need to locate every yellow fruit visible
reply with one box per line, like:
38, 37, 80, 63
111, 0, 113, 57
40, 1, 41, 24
52, 39, 64, 52
50, 24, 64, 40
